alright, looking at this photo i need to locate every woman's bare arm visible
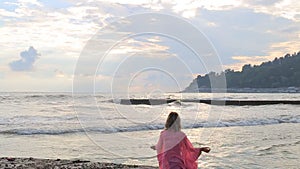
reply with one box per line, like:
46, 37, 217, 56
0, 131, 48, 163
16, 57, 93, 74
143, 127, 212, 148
200, 147, 211, 153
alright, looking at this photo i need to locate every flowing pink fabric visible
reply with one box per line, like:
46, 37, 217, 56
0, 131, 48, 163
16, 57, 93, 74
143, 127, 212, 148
155, 130, 201, 169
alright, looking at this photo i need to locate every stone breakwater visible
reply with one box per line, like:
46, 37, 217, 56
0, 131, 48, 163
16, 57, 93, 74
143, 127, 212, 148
120, 99, 300, 106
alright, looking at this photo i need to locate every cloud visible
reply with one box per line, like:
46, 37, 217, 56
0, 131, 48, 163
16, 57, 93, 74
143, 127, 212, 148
9, 46, 40, 71
1, 0, 300, 92
226, 55, 269, 71
193, 7, 300, 67
226, 38, 300, 71
108, 36, 173, 59
240, 0, 300, 21
242, 0, 281, 6
54, 69, 65, 78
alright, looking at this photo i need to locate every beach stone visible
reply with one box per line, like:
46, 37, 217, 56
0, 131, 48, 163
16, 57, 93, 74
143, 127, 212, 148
0, 157, 158, 169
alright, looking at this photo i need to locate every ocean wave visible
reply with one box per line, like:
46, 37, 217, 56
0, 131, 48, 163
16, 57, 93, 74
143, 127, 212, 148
0, 115, 78, 126
98, 99, 115, 103
0, 94, 74, 102
0, 128, 84, 135
1, 115, 299, 136
24, 94, 73, 99
17, 94, 106, 100
0, 125, 164, 135
258, 140, 300, 153
190, 116, 300, 128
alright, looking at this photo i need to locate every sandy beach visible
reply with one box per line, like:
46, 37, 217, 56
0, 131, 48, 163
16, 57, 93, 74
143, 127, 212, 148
0, 157, 157, 169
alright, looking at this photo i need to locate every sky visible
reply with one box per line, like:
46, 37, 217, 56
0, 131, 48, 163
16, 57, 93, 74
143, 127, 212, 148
0, 0, 300, 93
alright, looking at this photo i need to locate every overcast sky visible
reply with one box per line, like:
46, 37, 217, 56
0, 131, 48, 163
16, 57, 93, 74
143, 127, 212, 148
0, 0, 300, 92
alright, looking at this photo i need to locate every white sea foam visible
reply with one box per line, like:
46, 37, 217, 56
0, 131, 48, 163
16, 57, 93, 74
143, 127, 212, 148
1, 115, 299, 135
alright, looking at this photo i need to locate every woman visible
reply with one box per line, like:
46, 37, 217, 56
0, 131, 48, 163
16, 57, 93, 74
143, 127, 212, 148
151, 112, 210, 169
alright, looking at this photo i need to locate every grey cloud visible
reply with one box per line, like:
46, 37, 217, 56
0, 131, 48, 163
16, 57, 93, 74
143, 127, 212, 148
9, 46, 40, 71
295, 14, 300, 21
192, 7, 299, 65
242, 0, 282, 6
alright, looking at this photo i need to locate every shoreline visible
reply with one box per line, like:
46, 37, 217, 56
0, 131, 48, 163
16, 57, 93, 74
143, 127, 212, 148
0, 157, 157, 169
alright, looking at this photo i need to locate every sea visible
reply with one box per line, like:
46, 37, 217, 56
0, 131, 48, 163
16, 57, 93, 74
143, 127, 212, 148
0, 92, 299, 169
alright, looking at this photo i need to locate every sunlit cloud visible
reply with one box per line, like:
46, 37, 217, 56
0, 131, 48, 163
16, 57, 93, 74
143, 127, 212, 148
226, 55, 268, 71
104, 36, 174, 61
54, 69, 65, 78
227, 38, 300, 71
241, 0, 300, 21
270, 40, 300, 55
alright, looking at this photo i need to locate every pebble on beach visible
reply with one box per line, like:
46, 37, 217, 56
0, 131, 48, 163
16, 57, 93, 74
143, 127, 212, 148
0, 157, 157, 169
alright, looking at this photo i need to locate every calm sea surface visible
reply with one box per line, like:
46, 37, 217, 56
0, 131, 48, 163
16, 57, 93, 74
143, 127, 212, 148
0, 92, 299, 168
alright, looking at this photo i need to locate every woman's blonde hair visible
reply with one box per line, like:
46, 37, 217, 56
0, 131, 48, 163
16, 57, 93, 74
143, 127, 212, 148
165, 112, 181, 131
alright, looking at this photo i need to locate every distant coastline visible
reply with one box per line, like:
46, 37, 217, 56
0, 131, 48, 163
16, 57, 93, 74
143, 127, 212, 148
182, 87, 300, 93
184, 52, 300, 93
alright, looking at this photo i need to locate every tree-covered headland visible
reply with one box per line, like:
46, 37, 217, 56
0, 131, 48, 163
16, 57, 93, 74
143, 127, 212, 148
184, 52, 300, 93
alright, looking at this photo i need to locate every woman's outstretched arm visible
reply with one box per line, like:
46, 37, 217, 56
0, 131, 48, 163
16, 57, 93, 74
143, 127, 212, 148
200, 147, 211, 153
150, 131, 163, 152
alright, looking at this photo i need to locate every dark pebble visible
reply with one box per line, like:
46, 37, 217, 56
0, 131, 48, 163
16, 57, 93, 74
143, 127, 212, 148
6, 157, 15, 161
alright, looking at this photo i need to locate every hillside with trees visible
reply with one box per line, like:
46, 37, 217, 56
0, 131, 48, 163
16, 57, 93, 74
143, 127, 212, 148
184, 51, 300, 93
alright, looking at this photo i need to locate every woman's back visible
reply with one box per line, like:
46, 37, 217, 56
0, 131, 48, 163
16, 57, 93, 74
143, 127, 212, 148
152, 112, 210, 169
156, 130, 200, 169
157, 130, 186, 154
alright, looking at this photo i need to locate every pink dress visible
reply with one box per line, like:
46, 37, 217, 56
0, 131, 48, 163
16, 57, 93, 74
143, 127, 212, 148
155, 130, 201, 169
